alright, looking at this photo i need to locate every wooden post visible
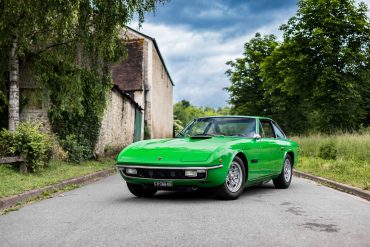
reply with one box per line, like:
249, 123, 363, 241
19, 162, 28, 174
0, 156, 27, 174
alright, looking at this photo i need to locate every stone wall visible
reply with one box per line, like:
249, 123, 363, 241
19, 63, 52, 133
19, 85, 140, 156
95, 88, 138, 155
20, 106, 51, 133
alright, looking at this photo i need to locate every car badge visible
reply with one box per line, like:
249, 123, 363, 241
157, 157, 163, 161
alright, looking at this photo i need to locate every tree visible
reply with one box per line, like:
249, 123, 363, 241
260, 41, 311, 133
173, 100, 231, 131
0, 0, 166, 131
225, 33, 278, 117
263, 0, 370, 132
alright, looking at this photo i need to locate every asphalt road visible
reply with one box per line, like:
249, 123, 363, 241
1, 174, 370, 247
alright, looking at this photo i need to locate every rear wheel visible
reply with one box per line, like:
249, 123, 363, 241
273, 155, 292, 189
127, 183, 157, 197
214, 156, 246, 200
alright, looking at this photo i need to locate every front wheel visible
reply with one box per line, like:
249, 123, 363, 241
127, 183, 157, 197
214, 156, 246, 200
273, 155, 292, 189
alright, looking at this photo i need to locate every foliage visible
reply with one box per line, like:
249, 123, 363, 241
226, 33, 278, 116
103, 145, 121, 157
0, 158, 114, 198
173, 100, 231, 130
227, 0, 370, 134
276, 0, 370, 132
293, 133, 370, 190
359, 124, 370, 134
0, 0, 166, 60
0, 122, 52, 172
318, 142, 337, 160
59, 135, 90, 163
292, 132, 370, 163
297, 157, 370, 190
36, 48, 112, 161
173, 119, 184, 134
0, 0, 167, 158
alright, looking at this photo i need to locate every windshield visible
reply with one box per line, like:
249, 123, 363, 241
179, 117, 256, 137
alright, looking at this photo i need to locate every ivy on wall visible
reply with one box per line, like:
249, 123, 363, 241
0, 32, 126, 161
36, 47, 114, 161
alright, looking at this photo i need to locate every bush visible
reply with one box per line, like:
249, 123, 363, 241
59, 134, 91, 163
318, 142, 337, 160
359, 124, 370, 134
0, 121, 52, 172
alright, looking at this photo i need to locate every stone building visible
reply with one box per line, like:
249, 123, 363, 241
19, 27, 174, 155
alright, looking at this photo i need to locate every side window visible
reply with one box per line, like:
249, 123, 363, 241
260, 121, 275, 138
272, 122, 286, 139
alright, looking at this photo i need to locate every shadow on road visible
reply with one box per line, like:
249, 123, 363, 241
115, 182, 279, 203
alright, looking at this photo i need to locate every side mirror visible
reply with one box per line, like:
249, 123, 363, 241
253, 133, 261, 139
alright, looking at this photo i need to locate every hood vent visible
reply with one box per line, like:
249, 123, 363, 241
189, 135, 213, 139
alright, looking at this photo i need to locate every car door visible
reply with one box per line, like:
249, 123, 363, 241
271, 121, 290, 174
239, 119, 265, 181
258, 119, 281, 176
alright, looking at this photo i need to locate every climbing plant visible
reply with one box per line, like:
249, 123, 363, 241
0, 0, 167, 131
36, 45, 114, 161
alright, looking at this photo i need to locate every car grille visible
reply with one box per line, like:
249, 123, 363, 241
121, 167, 206, 180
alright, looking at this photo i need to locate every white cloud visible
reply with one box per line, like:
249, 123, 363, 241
195, 2, 237, 19
129, 7, 296, 107
129, 1, 370, 108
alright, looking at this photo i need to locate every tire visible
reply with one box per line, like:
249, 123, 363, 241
214, 156, 246, 200
273, 155, 293, 189
127, 183, 157, 197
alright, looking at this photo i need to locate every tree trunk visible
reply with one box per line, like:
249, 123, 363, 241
8, 37, 20, 132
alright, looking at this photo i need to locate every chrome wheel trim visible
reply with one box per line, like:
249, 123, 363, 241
284, 158, 292, 182
226, 161, 243, 193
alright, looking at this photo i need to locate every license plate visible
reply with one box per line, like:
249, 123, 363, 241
154, 181, 173, 187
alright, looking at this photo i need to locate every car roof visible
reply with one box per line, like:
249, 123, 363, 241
196, 115, 274, 121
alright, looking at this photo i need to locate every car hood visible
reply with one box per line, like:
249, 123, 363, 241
117, 137, 242, 165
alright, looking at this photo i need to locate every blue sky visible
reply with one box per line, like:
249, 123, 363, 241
129, 0, 369, 108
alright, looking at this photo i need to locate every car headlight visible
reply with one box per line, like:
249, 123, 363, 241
185, 169, 206, 177
126, 168, 137, 175
185, 170, 197, 177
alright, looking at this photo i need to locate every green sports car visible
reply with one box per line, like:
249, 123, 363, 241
116, 116, 299, 200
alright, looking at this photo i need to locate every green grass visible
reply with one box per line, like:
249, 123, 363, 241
0, 158, 115, 198
292, 133, 370, 190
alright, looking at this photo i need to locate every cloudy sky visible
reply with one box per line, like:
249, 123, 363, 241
129, 0, 369, 108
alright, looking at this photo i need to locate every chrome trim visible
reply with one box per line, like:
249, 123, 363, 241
117, 164, 223, 181
116, 164, 223, 170
120, 173, 207, 181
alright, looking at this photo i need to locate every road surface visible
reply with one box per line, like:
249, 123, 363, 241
1, 174, 369, 247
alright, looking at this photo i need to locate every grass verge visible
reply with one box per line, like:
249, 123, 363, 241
296, 156, 370, 190
0, 158, 115, 198
292, 133, 370, 190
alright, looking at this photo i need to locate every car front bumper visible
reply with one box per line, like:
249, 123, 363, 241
116, 164, 227, 188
